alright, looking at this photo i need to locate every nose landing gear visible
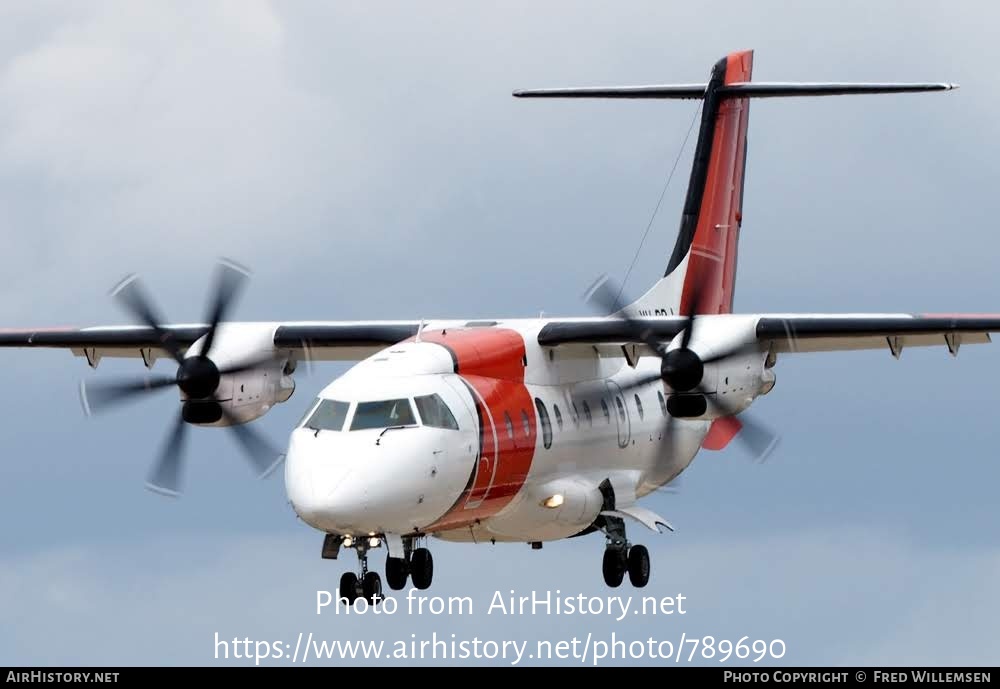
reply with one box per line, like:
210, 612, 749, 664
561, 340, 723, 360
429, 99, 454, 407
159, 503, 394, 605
333, 537, 384, 606
600, 515, 650, 588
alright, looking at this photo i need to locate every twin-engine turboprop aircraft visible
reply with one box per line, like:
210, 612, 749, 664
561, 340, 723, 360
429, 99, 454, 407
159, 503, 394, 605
1, 50, 989, 604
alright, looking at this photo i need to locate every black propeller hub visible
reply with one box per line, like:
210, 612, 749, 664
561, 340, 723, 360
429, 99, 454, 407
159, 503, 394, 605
661, 348, 704, 392
176, 355, 221, 399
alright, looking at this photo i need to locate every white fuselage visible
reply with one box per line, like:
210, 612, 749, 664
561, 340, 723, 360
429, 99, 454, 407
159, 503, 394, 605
283, 319, 765, 544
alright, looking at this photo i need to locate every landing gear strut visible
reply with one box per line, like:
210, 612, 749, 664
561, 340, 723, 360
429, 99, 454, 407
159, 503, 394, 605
385, 536, 412, 591
385, 537, 434, 591
333, 537, 384, 605
600, 515, 650, 588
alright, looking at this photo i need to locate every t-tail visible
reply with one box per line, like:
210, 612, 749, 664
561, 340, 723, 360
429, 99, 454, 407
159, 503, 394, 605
514, 49, 957, 316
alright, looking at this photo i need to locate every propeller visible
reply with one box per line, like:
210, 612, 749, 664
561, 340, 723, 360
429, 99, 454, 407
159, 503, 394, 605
584, 274, 780, 463
80, 260, 284, 496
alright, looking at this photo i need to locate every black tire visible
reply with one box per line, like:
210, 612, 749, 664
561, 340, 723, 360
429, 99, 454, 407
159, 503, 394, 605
339, 572, 359, 605
362, 571, 383, 604
602, 548, 627, 588
385, 556, 409, 590
410, 548, 434, 590
627, 544, 650, 588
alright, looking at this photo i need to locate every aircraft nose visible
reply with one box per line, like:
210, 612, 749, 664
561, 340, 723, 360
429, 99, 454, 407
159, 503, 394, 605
284, 431, 366, 531
284, 424, 474, 535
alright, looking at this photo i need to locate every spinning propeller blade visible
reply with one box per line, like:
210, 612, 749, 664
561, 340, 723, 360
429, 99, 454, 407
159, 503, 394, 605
83, 260, 283, 495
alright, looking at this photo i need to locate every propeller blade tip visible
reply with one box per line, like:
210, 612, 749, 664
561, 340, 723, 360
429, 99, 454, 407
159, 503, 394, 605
217, 257, 252, 277
77, 380, 92, 418
108, 272, 140, 298
258, 453, 285, 480
582, 273, 611, 303
754, 436, 781, 464
144, 482, 181, 498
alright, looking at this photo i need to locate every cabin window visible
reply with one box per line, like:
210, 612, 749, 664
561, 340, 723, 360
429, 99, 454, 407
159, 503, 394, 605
521, 410, 531, 438
615, 397, 626, 423
634, 394, 644, 420
571, 401, 580, 427
535, 398, 553, 449
582, 400, 593, 427
657, 390, 667, 417
553, 404, 564, 430
601, 398, 610, 424
504, 411, 515, 440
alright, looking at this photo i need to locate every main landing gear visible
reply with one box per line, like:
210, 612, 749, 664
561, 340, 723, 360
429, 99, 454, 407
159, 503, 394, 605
325, 534, 434, 605
600, 515, 650, 588
385, 537, 434, 591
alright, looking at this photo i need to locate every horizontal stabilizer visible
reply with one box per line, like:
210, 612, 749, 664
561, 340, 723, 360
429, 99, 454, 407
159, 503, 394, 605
721, 82, 958, 97
513, 84, 706, 99
513, 82, 957, 100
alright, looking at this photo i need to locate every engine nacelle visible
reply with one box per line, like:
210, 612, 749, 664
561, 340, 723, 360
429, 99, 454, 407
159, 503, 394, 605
667, 315, 772, 419
182, 323, 296, 426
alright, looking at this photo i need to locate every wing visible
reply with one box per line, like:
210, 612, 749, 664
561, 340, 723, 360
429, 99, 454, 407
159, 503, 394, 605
6, 313, 999, 367
0, 321, 423, 365
754, 314, 1000, 355
537, 313, 1000, 357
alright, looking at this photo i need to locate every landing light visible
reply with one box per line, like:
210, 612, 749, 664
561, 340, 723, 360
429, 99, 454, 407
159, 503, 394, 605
368, 537, 381, 548
542, 494, 564, 509
343, 535, 354, 547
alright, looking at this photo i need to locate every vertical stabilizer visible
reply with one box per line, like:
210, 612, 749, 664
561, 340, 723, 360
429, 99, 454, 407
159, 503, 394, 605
514, 51, 956, 318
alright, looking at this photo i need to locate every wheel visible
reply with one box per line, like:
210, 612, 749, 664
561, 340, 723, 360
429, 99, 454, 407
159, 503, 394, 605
627, 544, 650, 588
410, 547, 434, 590
602, 548, 627, 588
362, 571, 383, 604
385, 555, 409, 590
339, 572, 359, 605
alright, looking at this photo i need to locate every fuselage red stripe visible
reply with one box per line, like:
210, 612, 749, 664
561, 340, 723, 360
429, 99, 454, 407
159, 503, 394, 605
414, 328, 537, 532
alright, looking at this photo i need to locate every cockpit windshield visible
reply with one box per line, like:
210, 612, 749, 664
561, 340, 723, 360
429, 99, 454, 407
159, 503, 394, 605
350, 399, 417, 431
415, 394, 459, 430
303, 399, 350, 432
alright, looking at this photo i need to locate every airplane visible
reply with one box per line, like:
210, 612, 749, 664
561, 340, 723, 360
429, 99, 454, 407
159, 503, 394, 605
1, 49, 990, 606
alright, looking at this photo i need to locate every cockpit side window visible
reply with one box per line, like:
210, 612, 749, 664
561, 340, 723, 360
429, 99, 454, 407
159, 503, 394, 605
415, 394, 460, 430
297, 398, 321, 427
350, 399, 417, 431
303, 399, 351, 432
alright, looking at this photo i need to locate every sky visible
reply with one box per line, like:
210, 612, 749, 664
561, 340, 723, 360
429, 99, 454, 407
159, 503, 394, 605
1, 0, 998, 667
